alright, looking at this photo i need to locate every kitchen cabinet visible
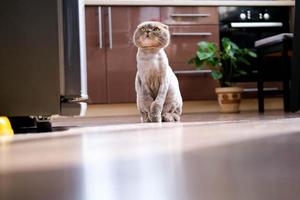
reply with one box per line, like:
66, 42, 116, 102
86, 6, 160, 103
85, 7, 107, 103
86, 6, 219, 103
164, 7, 219, 100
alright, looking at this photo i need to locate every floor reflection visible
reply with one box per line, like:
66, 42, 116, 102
82, 127, 187, 200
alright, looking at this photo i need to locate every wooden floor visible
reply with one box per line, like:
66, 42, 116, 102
1, 99, 300, 200
85, 98, 283, 117
52, 98, 286, 128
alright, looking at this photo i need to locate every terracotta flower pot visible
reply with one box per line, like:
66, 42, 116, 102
215, 87, 243, 113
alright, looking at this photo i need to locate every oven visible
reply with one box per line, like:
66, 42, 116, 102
219, 6, 290, 92
219, 6, 290, 49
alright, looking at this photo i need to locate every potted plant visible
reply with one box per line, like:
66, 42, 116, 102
189, 37, 257, 113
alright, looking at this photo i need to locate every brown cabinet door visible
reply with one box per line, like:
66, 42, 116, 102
105, 7, 160, 103
85, 7, 108, 103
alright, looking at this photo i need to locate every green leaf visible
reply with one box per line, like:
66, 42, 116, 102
197, 41, 210, 49
231, 42, 239, 50
248, 51, 257, 58
238, 57, 250, 65
211, 71, 223, 80
207, 43, 217, 52
188, 57, 205, 68
207, 57, 220, 67
197, 51, 214, 61
189, 37, 256, 86
221, 37, 231, 46
195, 59, 204, 67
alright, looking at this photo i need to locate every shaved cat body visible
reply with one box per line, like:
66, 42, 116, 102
133, 21, 183, 122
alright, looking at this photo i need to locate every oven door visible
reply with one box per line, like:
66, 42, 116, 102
220, 22, 288, 48
220, 21, 289, 94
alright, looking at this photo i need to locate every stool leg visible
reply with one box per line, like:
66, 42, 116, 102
257, 50, 265, 113
283, 80, 290, 112
258, 79, 264, 113
282, 39, 291, 112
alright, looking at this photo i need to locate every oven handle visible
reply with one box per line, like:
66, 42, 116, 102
230, 22, 283, 28
171, 32, 212, 36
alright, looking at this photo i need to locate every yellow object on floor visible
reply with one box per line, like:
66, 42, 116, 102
0, 116, 14, 137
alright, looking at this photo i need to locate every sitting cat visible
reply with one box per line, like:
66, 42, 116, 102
133, 21, 183, 122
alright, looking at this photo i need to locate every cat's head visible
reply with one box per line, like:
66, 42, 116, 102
133, 21, 170, 50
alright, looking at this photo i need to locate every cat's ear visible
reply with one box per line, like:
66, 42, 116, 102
162, 24, 169, 30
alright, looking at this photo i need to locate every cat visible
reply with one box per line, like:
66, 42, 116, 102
133, 21, 183, 123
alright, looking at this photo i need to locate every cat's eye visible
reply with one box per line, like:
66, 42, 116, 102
153, 27, 160, 32
140, 27, 146, 32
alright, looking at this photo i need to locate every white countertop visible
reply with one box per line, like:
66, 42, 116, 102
85, 0, 295, 6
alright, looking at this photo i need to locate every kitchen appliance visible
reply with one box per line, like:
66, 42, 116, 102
0, 0, 87, 130
291, 1, 300, 111
219, 6, 290, 49
219, 6, 290, 91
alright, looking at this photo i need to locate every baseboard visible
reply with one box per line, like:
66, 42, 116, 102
86, 98, 283, 117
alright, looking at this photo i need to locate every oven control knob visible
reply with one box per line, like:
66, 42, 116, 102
264, 13, 270, 20
240, 13, 247, 20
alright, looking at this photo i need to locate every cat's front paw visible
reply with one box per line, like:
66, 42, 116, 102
150, 101, 162, 114
162, 113, 180, 122
149, 102, 162, 122
140, 112, 151, 123
149, 114, 162, 123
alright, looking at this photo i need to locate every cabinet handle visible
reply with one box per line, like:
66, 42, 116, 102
171, 32, 212, 36
108, 7, 112, 49
98, 6, 103, 49
171, 13, 211, 17
174, 70, 212, 75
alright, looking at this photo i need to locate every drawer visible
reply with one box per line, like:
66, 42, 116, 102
161, 7, 219, 25
177, 75, 217, 100
166, 25, 219, 70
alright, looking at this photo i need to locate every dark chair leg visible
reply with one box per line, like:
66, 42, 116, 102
257, 50, 265, 113
283, 80, 290, 112
258, 79, 264, 113
282, 39, 291, 112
